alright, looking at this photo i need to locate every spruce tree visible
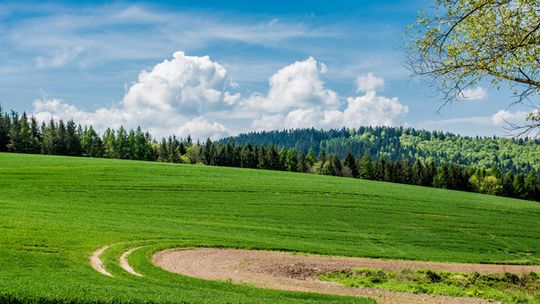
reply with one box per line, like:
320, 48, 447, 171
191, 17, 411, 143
266, 144, 280, 170
343, 152, 359, 178
306, 148, 316, 167
102, 128, 116, 158
285, 148, 298, 172
358, 153, 375, 180
412, 159, 425, 186
55, 120, 68, 155
297, 153, 309, 173
0, 108, 9, 151
7, 111, 22, 152
502, 171, 515, 198
524, 171, 539, 201
66, 120, 82, 156
29, 117, 41, 153
513, 174, 526, 199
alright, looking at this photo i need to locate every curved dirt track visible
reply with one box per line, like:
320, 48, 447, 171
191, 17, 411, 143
120, 247, 143, 277
90, 245, 112, 277
152, 248, 540, 304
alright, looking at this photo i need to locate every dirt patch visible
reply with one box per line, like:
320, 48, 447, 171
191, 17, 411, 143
119, 247, 143, 277
90, 245, 112, 277
151, 248, 540, 304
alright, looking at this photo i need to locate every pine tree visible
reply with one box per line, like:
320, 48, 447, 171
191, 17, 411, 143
318, 149, 327, 163
502, 171, 515, 197
0, 110, 9, 152
278, 147, 287, 171
297, 153, 309, 173
257, 146, 267, 169
524, 171, 539, 201
343, 152, 359, 178
102, 128, 116, 158
7, 111, 21, 152
358, 153, 375, 180
55, 120, 68, 155
115, 127, 128, 159
127, 129, 137, 160
412, 159, 425, 186
29, 116, 41, 153
400, 160, 413, 184
19, 112, 34, 153
306, 148, 316, 167
41, 119, 56, 155
513, 174, 526, 199
266, 144, 280, 170
66, 120, 82, 156
81, 126, 103, 157
285, 148, 298, 172
203, 138, 213, 165
157, 138, 169, 162
433, 162, 450, 189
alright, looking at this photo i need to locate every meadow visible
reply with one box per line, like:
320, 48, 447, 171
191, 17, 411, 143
1, 152, 540, 303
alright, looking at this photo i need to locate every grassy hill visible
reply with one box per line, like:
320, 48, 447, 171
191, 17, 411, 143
1, 153, 539, 304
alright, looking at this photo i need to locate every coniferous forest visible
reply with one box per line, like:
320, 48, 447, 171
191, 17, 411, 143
1, 105, 539, 202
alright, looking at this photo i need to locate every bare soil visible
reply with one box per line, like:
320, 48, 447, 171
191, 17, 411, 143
152, 248, 540, 304
119, 247, 143, 277
90, 245, 112, 277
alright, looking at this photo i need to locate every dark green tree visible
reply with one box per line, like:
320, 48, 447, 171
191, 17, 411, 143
66, 120, 82, 156
285, 148, 298, 172
525, 171, 539, 201
266, 144, 280, 170
343, 152, 359, 178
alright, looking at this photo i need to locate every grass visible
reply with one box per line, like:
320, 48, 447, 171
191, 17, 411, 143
1, 152, 540, 303
319, 268, 540, 303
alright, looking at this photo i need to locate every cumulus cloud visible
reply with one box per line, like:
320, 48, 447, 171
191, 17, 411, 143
250, 65, 407, 130
356, 72, 384, 92
458, 86, 488, 101
122, 51, 228, 115
32, 52, 409, 139
33, 52, 231, 139
245, 57, 339, 113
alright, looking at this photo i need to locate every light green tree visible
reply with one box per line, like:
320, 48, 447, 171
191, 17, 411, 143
406, 0, 539, 135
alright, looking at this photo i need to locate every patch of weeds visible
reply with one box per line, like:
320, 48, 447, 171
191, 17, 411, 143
319, 268, 540, 304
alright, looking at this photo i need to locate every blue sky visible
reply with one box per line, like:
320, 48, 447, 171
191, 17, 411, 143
0, 0, 531, 139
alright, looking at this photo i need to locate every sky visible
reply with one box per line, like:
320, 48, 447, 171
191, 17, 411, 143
0, 0, 532, 139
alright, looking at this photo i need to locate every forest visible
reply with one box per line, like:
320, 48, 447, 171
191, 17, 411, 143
0, 105, 539, 202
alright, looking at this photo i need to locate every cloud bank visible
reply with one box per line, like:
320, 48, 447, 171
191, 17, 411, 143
33, 52, 409, 139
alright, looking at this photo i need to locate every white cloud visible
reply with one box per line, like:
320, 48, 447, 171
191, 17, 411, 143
491, 109, 528, 125
343, 91, 408, 126
415, 108, 531, 137
122, 51, 228, 115
459, 86, 488, 100
35, 46, 85, 68
33, 52, 232, 140
32, 53, 409, 139
356, 72, 384, 92
250, 66, 407, 130
245, 57, 339, 113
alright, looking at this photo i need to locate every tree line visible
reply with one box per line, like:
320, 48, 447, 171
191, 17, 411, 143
0, 105, 538, 202
225, 127, 540, 174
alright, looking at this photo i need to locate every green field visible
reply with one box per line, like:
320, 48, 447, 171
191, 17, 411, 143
1, 153, 540, 304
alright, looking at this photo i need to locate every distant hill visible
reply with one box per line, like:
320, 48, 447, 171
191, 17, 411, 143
221, 127, 540, 173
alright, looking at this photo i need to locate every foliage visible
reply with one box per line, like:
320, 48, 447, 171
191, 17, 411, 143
225, 127, 540, 173
405, 0, 540, 135
320, 267, 540, 303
